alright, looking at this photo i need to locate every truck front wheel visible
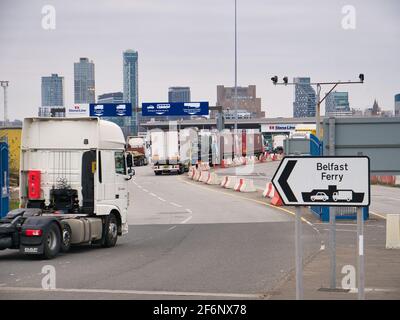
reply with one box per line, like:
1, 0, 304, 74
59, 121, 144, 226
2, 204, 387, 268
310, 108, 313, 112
42, 223, 61, 259
102, 214, 118, 248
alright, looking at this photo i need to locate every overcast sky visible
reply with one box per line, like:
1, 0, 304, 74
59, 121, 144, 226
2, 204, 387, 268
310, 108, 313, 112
0, 0, 399, 121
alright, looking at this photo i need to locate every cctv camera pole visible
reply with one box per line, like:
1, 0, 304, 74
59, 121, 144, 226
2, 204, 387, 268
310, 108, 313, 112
0, 81, 9, 125
270, 76, 364, 140
270, 74, 364, 291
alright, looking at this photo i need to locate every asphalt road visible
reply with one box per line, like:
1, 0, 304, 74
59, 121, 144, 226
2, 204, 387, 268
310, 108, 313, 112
0, 165, 321, 300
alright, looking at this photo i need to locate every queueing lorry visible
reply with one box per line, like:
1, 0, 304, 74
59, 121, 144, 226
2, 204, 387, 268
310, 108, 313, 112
0, 117, 135, 259
126, 136, 148, 166
149, 130, 190, 175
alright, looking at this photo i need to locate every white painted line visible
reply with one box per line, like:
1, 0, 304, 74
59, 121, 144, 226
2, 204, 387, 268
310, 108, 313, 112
158, 197, 166, 202
0, 286, 263, 299
323, 228, 357, 233
370, 210, 386, 220
142, 188, 149, 193
359, 235, 364, 256
185, 208, 193, 214
149, 192, 157, 197
170, 202, 183, 208
167, 226, 177, 231
180, 216, 193, 224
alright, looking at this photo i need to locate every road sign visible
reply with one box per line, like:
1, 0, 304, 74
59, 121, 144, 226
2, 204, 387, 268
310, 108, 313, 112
272, 156, 370, 207
142, 102, 209, 116
89, 103, 132, 117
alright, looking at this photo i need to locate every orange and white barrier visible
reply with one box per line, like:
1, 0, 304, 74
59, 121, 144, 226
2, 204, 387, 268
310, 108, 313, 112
207, 172, 221, 185
193, 169, 201, 181
200, 171, 210, 183
262, 182, 283, 206
224, 176, 238, 189
220, 176, 229, 187
234, 178, 256, 192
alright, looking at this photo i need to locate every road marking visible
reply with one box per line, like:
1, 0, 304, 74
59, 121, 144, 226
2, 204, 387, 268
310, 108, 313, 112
373, 195, 400, 202
149, 192, 157, 197
0, 286, 264, 299
167, 226, 177, 231
170, 202, 183, 208
323, 228, 357, 233
158, 197, 166, 202
179, 177, 315, 226
142, 188, 149, 193
185, 208, 193, 214
181, 216, 193, 224
369, 210, 386, 220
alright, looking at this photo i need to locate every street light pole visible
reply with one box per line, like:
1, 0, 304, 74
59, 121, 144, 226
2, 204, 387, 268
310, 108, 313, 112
234, 0, 238, 131
0, 81, 9, 125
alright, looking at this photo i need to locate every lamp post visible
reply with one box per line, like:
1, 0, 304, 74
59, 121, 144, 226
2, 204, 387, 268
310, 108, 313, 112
0, 81, 9, 125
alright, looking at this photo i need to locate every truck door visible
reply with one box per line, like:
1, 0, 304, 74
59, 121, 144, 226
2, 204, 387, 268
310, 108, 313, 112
81, 150, 96, 213
114, 151, 128, 215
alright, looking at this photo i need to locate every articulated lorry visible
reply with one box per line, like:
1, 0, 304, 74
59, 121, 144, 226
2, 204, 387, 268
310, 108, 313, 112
126, 136, 148, 166
0, 117, 135, 259
149, 130, 190, 175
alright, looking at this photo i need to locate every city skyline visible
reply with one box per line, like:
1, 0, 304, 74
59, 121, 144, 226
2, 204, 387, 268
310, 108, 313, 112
0, 0, 399, 121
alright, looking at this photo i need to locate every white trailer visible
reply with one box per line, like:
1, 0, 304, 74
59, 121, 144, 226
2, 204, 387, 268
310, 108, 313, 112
149, 129, 189, 175
0, 117, 135, 259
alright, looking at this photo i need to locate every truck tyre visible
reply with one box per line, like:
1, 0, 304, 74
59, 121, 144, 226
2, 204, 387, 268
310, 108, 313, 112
102, 213, 118, 248
155, 171, 161, 176
42, 223, 61, 259
60, 223, 72, 253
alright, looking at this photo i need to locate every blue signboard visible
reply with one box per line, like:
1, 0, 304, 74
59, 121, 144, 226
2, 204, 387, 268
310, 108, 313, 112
142, 102, 209, 116
89, 103, 132, 117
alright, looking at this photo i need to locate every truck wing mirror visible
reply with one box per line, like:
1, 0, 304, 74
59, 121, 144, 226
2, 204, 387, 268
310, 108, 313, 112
125, 168, 135, 180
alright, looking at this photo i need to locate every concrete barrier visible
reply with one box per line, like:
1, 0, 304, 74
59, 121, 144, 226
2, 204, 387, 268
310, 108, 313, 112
262, 182, 283, 206
262, 182, 275, 198
224, 176, 238, 189
386, 214, 400, 249
193, 169, 201, 181
207, 172, 221, 185
200, 171, 210, 183
220, 176, 229, 187
234, 178, 256, 192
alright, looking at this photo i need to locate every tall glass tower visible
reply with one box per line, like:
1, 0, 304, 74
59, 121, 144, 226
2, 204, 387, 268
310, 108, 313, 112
74, 57, 95, 104
41, 74, 64, 107
123, 50, 139, 135
293, 77, 316, 118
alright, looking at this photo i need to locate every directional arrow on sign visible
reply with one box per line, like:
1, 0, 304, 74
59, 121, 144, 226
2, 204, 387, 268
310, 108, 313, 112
271, 156, 370, 207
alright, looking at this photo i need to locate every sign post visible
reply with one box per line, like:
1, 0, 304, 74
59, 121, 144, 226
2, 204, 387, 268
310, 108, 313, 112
357, 207, 365, 299
272, 156, 370, 299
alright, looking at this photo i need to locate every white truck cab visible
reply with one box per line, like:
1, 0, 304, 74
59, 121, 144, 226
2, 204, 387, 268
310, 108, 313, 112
0, 117, 134, 259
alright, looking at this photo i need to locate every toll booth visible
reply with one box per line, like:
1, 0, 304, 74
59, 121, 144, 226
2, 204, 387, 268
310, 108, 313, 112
0, 140, 9, 217
308, 134, 369, 221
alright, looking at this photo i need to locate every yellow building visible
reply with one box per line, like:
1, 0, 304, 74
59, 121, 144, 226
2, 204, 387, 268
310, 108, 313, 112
0, 127, 22, 175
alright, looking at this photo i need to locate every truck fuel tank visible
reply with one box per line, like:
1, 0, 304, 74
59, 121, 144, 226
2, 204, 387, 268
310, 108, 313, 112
65, 217, 103, 244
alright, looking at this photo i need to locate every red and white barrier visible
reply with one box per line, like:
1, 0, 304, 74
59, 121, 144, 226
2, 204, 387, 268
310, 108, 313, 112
200, 171, 210, 183
234, 178, 256, 192
220, 176, 229, 187
193, 169, 201, 181
224, 176, 238, 189
262, 182, 283, 206
207, 172, 221, 185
